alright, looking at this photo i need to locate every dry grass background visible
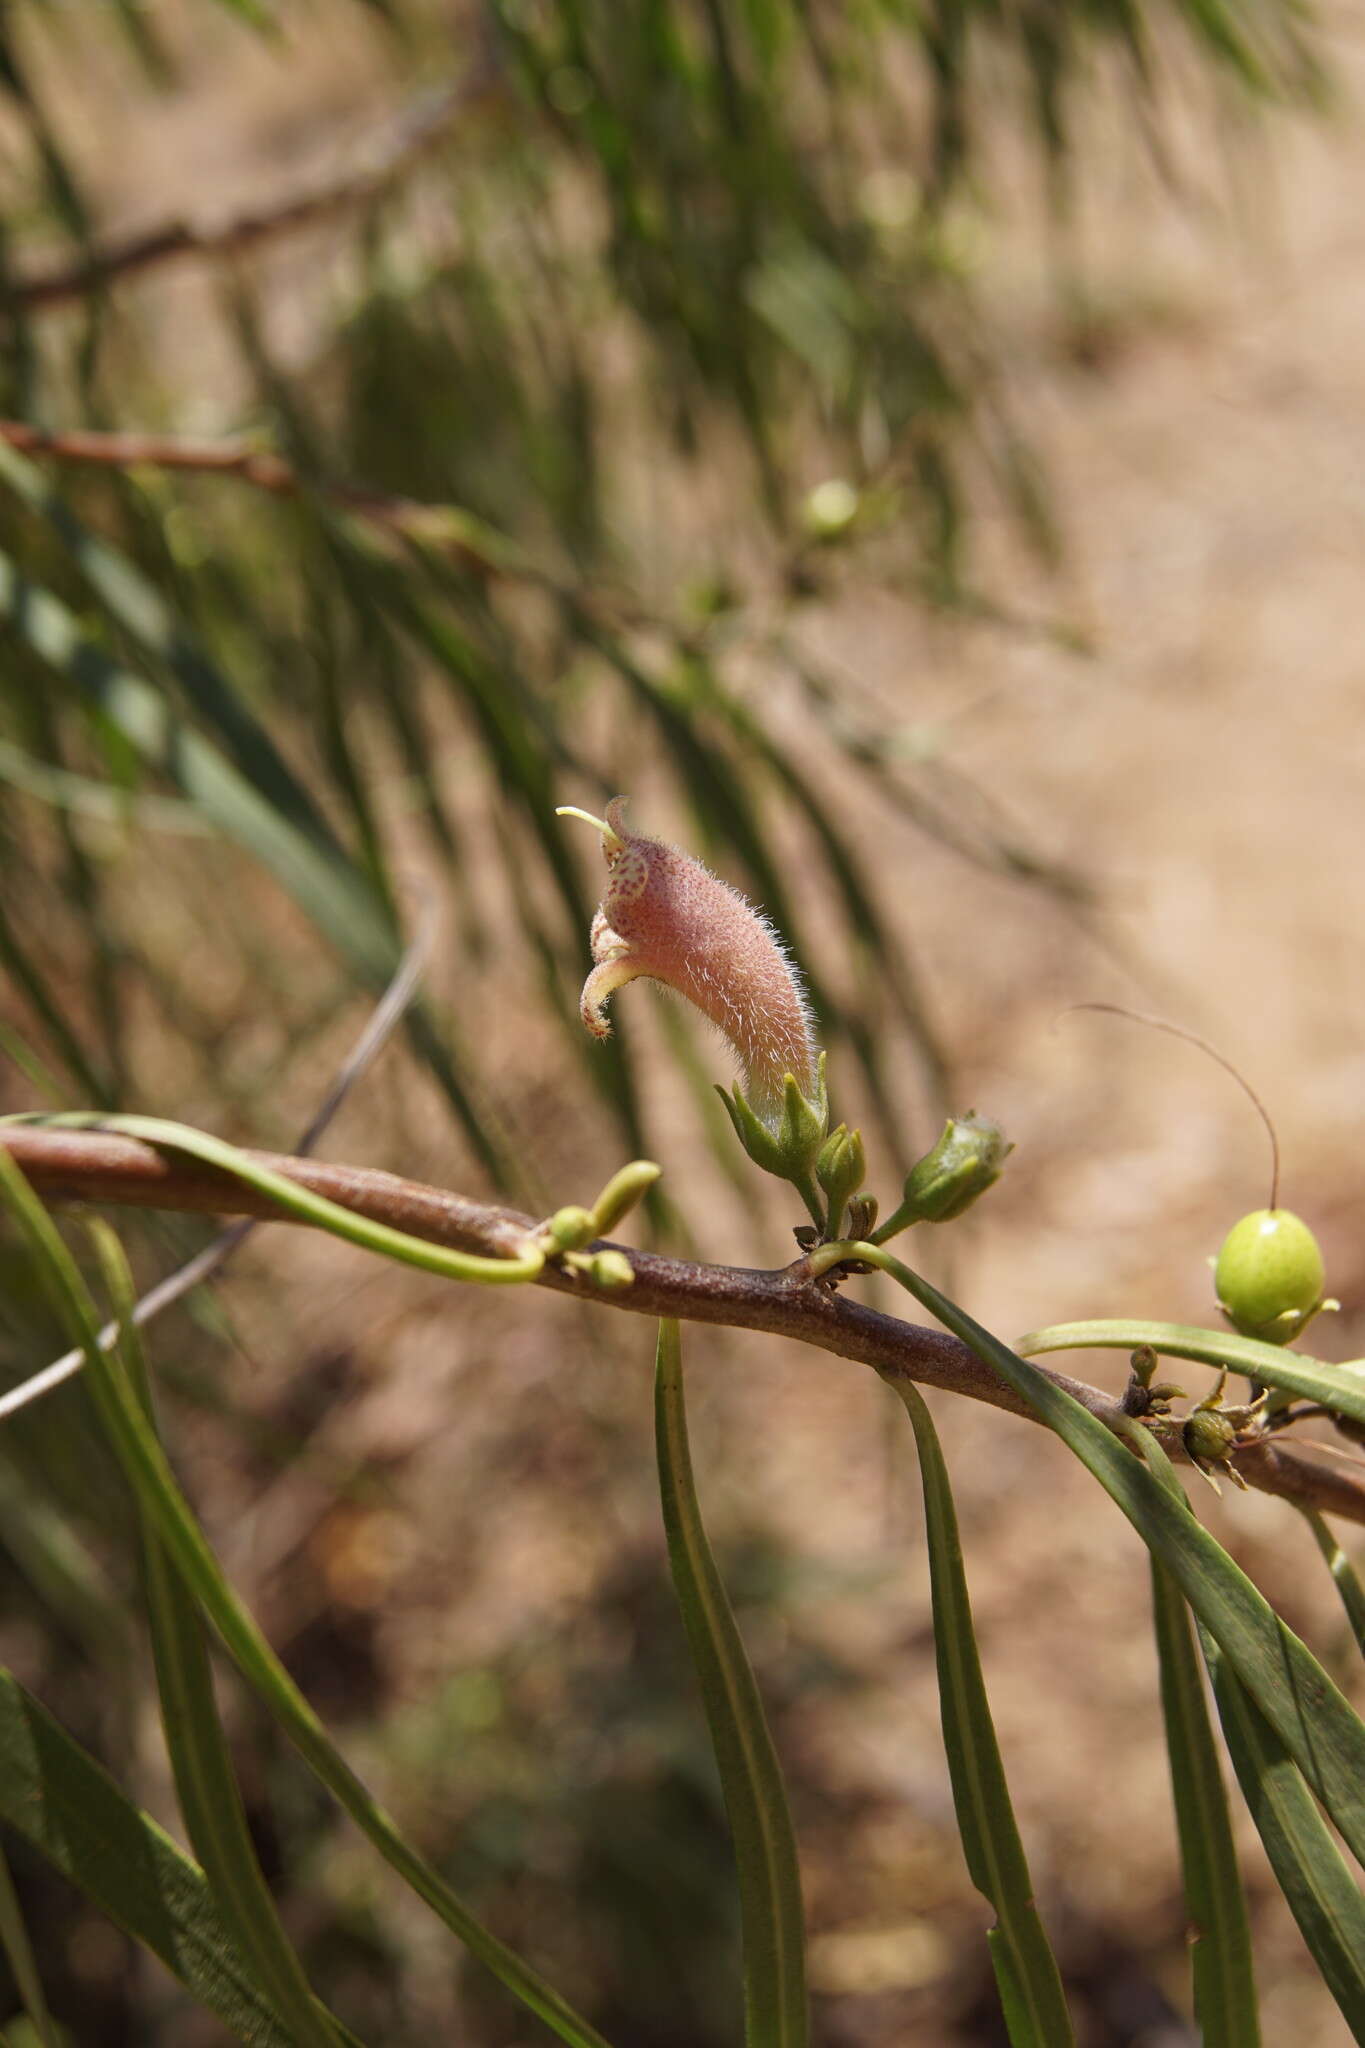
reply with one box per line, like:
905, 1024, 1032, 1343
7, 4, 1365, 2043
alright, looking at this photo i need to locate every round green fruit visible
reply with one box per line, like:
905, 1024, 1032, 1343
1213, 1208, 1325, 1345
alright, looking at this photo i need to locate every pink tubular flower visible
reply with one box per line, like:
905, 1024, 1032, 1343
561, 797, 820, 1130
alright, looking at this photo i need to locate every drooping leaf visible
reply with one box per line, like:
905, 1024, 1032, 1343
0, 1665, 295, 2046
0, 1833, 59, 2048
0, 546, 510, 1184
654, 1318, 807, 2048
1149, 1558, 1259, 2044
1301, 1509, 1365, 1657
892, 1378, 1073, 2047
1201, 1630, 1365, 2044
91, 1222, 346, 2048
844, 1248, 1365, 1872
0, 1146, 614, 2048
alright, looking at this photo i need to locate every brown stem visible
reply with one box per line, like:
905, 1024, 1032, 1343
6, 66, 501, 311
0, 419, 516, 582
0, 421, 652, 630
6, 1124, 1365, 1527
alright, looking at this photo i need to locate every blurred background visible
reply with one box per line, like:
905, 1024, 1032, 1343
1, 0, 1363, 2039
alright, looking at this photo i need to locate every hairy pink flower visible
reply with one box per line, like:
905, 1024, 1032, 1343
563, 797, 819, 1128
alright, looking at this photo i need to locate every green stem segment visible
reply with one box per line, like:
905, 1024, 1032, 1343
1, 1112, 544, 1284
792, 1173, 825, 1234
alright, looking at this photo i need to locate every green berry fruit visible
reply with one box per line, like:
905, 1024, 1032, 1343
1213, 1208, 1325, 1346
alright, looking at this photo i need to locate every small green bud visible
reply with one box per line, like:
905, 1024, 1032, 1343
544, 1206, 597, 1253
816, 1123, 867, 1231
590, 1159, 662, 1234
898, 1113, 1012, 1226
587, 1249, 635, 1291
1122, 1345, 1186, 1418
1214, 1208, 1326, 1346
1129, 1345, 1158, 1386
717, 1055, 829, 1187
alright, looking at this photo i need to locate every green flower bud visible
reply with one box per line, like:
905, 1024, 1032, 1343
717, 1054, 829, 1187
816, 1123, 867, 1231
897, 1113, 1012, 1227
544, 1205, 598, 1253
1122, 1345, 1186, 1418
587, 1249, 635, 1291
590, 1159, 661, 1234
1214, 1208, 1326, 1346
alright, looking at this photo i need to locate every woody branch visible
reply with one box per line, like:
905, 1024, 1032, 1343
7, 62, 501, 310
0, 419, 512, 581
3, 1124, 1361, 1527
0, 420, 649, 624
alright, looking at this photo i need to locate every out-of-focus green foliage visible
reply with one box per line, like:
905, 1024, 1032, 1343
0, 2, 1337, 2042
0, 0, 1320, 1196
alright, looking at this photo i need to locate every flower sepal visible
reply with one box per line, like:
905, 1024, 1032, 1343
717, 1052, 828, 1188
873, 1112, 1012, 1241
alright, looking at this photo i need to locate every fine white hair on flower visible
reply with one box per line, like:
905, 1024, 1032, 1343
559, 798, 819, 1129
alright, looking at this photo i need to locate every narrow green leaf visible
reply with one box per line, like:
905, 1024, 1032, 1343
653, 1318, 807, 2048
0, 1454, 128, 1661
826, 1247, 1365, 1873
1149, 1559, 1260, 2043
0, 1835, 59, 2048
1301, 1510, 1365, 1657
0, 1666, 295, 2046
0, 549, 510, 1184
1200, 1630, 1365, 2043
0, 894, 111, 1104
0, 1149, 613, 2048
1, 1113, 543, 1286
0, 738, 210, 833
892, 1380, 1073, 2047
0, 550, 392, 984
90, 1223, 345, 2048
0, 441, 334, 858
1017, 1320, 1365, 1433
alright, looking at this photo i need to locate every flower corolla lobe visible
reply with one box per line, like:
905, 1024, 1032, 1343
576, 798, 819, 1130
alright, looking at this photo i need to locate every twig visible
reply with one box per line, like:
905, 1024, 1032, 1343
0, 899, 434, 1422
6, 68, 501, 311
5, 1123, 1365, 1528
0, 420, 658, 627
0, 420, 522, 584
